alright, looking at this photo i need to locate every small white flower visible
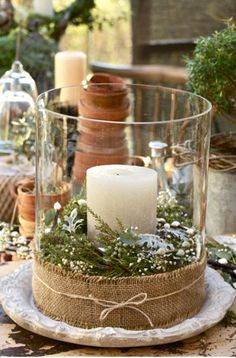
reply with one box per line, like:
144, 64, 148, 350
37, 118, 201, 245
54, 201, 61, 211
16, 236, 27, 245
164, 223, 170, 229
78, 199, 87, 206
156, 248, 166, 255
186, 228, 195, 235
182, 241, 190, 248
176, 249, 185, 256
218, 258, 228, 265
10, 231, 19, 238
157, 218, 166, 223
17, 246, 29, 254
45, 228, 51, 234
171, 221, 180, 227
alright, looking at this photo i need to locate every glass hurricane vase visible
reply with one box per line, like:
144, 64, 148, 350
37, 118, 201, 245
36, 83, 211, 274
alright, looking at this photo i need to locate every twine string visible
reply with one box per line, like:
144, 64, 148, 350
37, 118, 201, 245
92, 292, 154, 327
34, 270, 204, 328
172, 145, 236, 171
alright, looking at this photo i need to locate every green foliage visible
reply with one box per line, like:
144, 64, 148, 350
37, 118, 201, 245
12, 110, 36, 159
29, 0, 96, 42
186, 21, 236, 113
61, 195, 87, 233
207, 241, 236, 287
40, 196, 201, 277
156, 191, 192, 226
0, 29, 57, 91
20, 32, 57, 90
207, 242, 236, 264
0, 0, 97, 90
0, 31, 17, 76
45, 208, 56, 226
40, 224, 201, 278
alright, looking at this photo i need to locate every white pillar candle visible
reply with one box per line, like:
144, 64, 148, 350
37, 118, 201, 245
87, 165, 157, 240
55, 51, 87, 106
33, 0, 54, 17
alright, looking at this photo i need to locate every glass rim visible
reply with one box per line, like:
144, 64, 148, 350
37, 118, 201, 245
37, 83, 212, 125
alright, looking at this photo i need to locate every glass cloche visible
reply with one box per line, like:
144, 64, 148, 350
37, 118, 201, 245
0, 61, 37, 100
0, 77, 35, 155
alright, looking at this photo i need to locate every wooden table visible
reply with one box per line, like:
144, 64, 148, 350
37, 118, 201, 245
0, 261, 236, 357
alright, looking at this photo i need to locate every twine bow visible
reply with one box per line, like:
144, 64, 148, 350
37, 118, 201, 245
92, 292, 154, 327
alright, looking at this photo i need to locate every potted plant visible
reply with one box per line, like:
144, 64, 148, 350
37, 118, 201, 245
186, 21, 236, 238
186, 20, 236, 133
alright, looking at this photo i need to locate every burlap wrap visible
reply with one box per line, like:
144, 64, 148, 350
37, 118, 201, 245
32, 252, 207, 330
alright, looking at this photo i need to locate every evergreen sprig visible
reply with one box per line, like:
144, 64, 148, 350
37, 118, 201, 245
157, 191, 192, 226
40, 196, 201, 277
207, 241, 236, 287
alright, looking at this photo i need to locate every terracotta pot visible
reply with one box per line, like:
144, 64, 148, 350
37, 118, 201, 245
79, 73, 130, 121
78, 132, 126, 148
16, 184, 36, 223
17, 203, 35, 222
80, 90, 129, 109
74, 151, 129, 183
74, 151, 128, 167
14, 179, 71, 237
127, 156, 146, 166
88, 73, 126, 88
74, 73, 130, 183
84, 73, 127, 100
77, 142, 128, 155
79, 122, 126, 136
79, 99, 129, 121
73, 154, 146, 183
19, 215, 35, 238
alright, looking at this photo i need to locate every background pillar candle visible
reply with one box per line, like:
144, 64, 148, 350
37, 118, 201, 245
33, 0, 54, 17
54, 51, 87, 107
87, 165, 157, 240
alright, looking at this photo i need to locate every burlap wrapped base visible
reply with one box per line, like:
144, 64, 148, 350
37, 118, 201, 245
33, 252, 207, 330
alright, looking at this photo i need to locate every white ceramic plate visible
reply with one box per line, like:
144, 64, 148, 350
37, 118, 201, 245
0, 262, 235, 348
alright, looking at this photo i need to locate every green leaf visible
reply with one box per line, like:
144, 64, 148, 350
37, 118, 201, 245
215, 250, 232, 261
44, 208, 56, 226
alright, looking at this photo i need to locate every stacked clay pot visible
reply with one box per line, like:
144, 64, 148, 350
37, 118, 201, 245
13, 178, 71, 238
74, 73, 130, 183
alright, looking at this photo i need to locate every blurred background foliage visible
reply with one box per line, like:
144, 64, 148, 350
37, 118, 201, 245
0, 0, 131, 92
60, 0, 131, 65
1, 0, 234, 94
